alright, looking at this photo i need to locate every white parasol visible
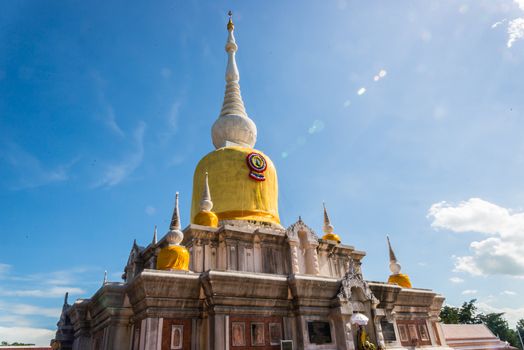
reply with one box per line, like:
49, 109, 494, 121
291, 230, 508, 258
351, 312, 369, 326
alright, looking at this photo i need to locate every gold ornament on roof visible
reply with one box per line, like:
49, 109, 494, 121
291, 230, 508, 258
227, 11, 234, 31
156, 192, 190, 271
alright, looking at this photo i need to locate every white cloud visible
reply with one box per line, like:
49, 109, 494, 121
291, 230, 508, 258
0, 142, 75, 190
357, 87, 366, 95
0, 302, 60, 318
0, 263, 11, 276
491, 1, 524, 48
450, 277, 464, 283
91, 71, 125, 137
462, 289, 478, 295
428, 198, 524, 277
158, 100, 182, 144
94, 122, 146, 188
167, 101, 180, 132
477, 301, 524, 328
492, 19, 507, 29
101, 105, 124, 137
0, 326, 55, 346
501, 290, 516, 295
145, 205, 156, 216
0, 286, 85, 298
0, 314, 32, 327
507, 17, 524, 48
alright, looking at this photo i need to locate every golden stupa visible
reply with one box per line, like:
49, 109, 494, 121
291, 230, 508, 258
386, 236, 412, 288
190, 13, 280, 226
156, 193, 190, 271
321, 203, 341, 243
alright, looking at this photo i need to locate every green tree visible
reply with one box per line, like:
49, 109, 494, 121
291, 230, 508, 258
477, 313, 520, 349
440, 299, 479, 324
516, 319, 524, 350
458, 299, 479, 324
440, 305, 460, 324
440, 300, 523, 350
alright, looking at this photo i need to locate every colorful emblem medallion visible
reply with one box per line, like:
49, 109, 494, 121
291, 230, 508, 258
246, 152, 267, 181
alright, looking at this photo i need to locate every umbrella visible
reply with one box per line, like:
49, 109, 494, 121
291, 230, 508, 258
351, 312, 369, 326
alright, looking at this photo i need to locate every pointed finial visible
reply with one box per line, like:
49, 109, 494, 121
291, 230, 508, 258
211, 12, 257, 149
200, 172, 213, 211
321, 202, 341, 243
386, 235, 412, 288
227, 10, 234, 31
386, 235, 397, 262
103, 270, 108, 284
323, 202, 334, 234
152, 225, 158, 244
194, 173, 219, 227
298, 215, 303, 223
387, 235, 401, 274
170, 192, 181, 231
166, 192, 184, 245
64, 292, 69, 306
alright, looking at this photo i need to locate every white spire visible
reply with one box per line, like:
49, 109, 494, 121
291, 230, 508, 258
170, 192, 181, 231
387, 235, 402, 275
200, 172, 213, 211
103, 270, 108, 285
323, 202, 335, 235
166, 192, 184, 245
211, 11, 257, 149
152, 225, 157, 245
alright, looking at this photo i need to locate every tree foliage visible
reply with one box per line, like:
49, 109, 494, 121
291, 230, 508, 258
439, 299, 523, 349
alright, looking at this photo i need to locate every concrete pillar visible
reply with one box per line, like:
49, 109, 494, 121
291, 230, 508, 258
213, 314, 228, 350
138, 318, 162, 350
218, 238, 227, 270
254, 235, 262, 272
283, 316, 299, 346
72, 334, 91, 350
289, 242, 300, 274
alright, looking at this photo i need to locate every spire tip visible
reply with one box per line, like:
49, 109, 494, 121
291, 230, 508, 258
227, 10, 234, 31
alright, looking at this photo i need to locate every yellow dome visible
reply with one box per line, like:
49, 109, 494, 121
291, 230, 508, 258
388, 273, 412, 288
156, 245, 190, 271
194, 210, 219, 227
322, 233, 341, 243
191, 146, 280, 225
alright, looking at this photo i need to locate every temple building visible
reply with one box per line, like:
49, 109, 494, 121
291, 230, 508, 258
51, 14, 453, 350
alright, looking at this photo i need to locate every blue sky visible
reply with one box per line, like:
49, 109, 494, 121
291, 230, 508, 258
1, 0, 524, 345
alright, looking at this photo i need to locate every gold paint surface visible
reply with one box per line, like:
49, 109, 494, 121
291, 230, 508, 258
388, 273, 412, 288
156, 245, 190, 271
322, 233, 342, 243
194, 210, 219, 227
191, 147, 280, 225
